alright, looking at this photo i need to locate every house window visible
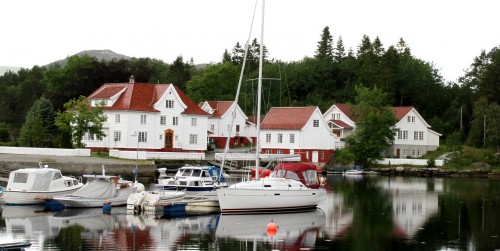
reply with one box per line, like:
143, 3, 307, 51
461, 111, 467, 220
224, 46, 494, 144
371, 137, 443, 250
320, 151, 325, 159
290, 134, 295, 143
210, 124, 215, 132
277, 134, 283, 143
266, 133, 271, 143
277, 149, 283, 154
407, 116, 415, 123
173, 117, 178, 126
398, 130, 408, 140
313, 119, 319, 127
189, 134, 198, 144
191, 118, 197, 126
113, 131, 121, 142
140, 115, 147, 124
115, 114, 120, 124
417, 149, 422, 156
265, 149, 271, 154
138, 132, 147, 142
403, 149, 408, 156
419, 131, 424, 140
160, 116, 166, 125
166, 100, 174, 108
159, 134, 162, 140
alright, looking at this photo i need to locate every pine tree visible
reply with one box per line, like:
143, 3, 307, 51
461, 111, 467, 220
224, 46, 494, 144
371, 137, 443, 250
315, 26, 334, 60
333, 35, 345, 62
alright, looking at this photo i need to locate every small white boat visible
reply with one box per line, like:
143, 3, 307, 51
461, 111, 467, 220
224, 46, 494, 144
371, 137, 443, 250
155, 165, 228, 192
3, 164, 84, 205
343, 168, 364, 175
54, 171, 144, 208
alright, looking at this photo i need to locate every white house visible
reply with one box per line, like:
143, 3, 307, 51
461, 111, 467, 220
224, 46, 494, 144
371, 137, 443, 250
83, 79, 210, 152
323, 103, 441, 158
260, 107, 338, 165
322, 103, 356, 149
389, 107, 442, 158
198, 101, 255, 148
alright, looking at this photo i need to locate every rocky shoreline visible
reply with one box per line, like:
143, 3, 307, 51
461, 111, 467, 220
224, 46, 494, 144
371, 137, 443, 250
364, 166, 500, 178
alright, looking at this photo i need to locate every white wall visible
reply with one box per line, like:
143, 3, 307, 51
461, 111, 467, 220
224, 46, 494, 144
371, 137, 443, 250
394, 109, 430, 147
109, 149, 204, 160
0, 146, 91, 156
300, 110, 337, 149
377, 158, 444, 166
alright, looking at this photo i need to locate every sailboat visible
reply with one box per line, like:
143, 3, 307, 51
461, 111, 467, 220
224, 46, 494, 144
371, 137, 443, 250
216, 0, 326, 213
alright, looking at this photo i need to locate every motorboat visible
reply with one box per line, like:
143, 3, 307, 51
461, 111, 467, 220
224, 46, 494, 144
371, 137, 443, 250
53, 170, 144, 208
2, 165, 83, 205
127, 189, 186, 214
217, 163, 327, 213
155, 165, 228, 192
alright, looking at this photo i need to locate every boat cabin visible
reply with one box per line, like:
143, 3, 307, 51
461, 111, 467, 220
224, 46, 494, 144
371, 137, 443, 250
157, 165, 227, 191
6, 168, 81, 192
269, 163, 322, 189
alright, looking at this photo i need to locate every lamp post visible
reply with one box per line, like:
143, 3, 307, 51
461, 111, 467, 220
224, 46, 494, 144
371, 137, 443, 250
131, 132, 139, 183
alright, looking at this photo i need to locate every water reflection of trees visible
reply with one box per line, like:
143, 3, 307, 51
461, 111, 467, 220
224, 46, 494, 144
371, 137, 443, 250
321, 176, 500, 251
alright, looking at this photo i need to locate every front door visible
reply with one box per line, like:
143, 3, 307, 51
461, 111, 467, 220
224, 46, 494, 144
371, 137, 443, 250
396, 149, 400, 158
164, 129, 174, 149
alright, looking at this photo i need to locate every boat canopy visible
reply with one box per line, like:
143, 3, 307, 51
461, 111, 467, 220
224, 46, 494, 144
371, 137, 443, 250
207, 166, 225, 183
6, 168, 63, 191
270, 163, 321, 189
70, 179, 116, 198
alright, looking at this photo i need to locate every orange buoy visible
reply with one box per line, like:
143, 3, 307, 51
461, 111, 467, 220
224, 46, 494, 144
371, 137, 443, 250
267, 219, 277, 236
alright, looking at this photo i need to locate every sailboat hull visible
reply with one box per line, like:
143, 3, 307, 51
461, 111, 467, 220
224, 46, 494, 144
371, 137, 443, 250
216, 179, 326, 213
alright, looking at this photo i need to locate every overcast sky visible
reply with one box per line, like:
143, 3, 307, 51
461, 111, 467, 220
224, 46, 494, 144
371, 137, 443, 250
2, 0, 499, 82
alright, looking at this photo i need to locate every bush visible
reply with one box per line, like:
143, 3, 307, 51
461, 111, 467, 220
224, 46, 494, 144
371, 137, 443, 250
427, 158, 436, 167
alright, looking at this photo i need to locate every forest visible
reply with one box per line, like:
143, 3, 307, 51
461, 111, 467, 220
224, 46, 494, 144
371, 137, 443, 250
0, 26, 499, 155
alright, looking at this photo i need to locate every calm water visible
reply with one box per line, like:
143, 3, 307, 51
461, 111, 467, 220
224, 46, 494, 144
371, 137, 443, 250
1, 175, 500, 250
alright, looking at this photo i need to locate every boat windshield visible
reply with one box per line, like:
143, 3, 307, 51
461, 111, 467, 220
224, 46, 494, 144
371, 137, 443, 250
270, 169, 300, 181
302, 170, 320, 186
192, 169, 201, 177
181, 169, 193, 177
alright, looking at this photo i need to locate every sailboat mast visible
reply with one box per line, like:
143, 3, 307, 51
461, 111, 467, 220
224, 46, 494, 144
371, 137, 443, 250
255, 0, 265, 179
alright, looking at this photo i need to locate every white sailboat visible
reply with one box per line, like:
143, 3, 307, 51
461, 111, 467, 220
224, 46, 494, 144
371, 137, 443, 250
216, 0, 327, 213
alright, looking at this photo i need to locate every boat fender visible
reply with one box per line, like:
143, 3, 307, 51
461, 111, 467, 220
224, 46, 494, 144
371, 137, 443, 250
267, 219, 277, 237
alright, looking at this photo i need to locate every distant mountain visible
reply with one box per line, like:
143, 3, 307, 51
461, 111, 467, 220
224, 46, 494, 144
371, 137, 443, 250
48, 49, 131, 67
0, 66, 21, 76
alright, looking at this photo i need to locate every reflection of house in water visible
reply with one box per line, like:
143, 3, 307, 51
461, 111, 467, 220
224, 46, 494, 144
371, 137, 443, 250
378, 177, 443, 238
318, 192, 353, 239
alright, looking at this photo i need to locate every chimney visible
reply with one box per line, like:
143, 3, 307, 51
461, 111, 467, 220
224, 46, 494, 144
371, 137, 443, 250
129, 75, 135, 84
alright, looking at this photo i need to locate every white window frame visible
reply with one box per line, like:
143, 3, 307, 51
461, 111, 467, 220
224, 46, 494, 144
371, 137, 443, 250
160, 116, 166, 125
266, 133, 271, 143
173, 116, 178, 126
189, 134, 198, 144
138, 132, 147, 143
290, 133, 295, 143
166, 100, 174, 108
313, 119, 319, 127
191, 118, 197, 127
115, 114, 120, 124
140, 115, 147, 124
113, 131, 121, 142
277, 133, 283, 143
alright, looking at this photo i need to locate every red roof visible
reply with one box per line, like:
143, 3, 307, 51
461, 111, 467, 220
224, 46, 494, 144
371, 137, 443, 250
335, 103, 352, 117
89, 83, 208, 115
261, 107, 316, 130
392, 106, 413, 120
334, 103, 414, 122
199, 101, 234, 117
328, 120, 353, 129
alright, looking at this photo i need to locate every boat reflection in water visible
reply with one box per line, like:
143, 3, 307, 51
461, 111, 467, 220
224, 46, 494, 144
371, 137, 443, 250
216, 209, 326, 250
